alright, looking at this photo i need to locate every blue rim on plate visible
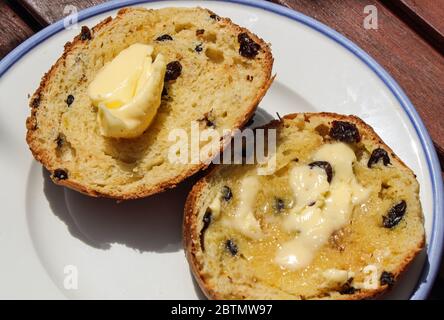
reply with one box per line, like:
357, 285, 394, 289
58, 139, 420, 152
0, 0, 442, 300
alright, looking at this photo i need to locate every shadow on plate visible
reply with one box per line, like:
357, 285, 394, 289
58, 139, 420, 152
248, 107, 276, 128
43, 168, 201, 253
377, 247, 429, 300
190, 271, 208, 300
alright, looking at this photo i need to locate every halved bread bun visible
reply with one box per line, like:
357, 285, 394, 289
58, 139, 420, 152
184, 113, 425, 300
26, 7, 273, 199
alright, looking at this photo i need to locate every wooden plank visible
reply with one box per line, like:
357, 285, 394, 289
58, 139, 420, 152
382, 0, 444, 53
17, 0, 106, 26
398, 0, 444, 34
0, 0, 35, 59
272, 0, 444, 161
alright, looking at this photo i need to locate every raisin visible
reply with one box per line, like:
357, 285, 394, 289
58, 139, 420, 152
238, 33, 251, 44
210, 14, 221, 21
165, 61, 182, 81
246, 75, 254, 81
80, 26, 92, 40
53, 169, 68, 180
339, 284, 356, 295
195, 43, 203, 53
238, 32, 260, 59
329, 121, 361, 143
225, 239, 238, 256
66, 94, 74, 107
196, 29, 205, 36
31, 95, 40, 108
383, 200, 407, 228
380, 271, 395, 287
200, 113, 215, 127
156, 34, 173, 41
309, 161, 333, 183
222, 186, 232, 201
200, 209, 212, 251
202, 209, 212, 226
55, 134, 64, 148
339, 278, 357, 295
274, 198, 285, 213
205, 118, 215, 128
368, 148, 391, 168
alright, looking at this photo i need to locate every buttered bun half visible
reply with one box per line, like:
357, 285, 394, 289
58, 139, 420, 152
26, 7, 273, 199
184, 113, 424, 300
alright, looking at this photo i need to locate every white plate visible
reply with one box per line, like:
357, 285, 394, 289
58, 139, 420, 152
0, 0, 442, 300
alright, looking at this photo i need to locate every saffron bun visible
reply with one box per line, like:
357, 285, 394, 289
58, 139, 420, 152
184, 113, 425, 300
26, 7, 273, 199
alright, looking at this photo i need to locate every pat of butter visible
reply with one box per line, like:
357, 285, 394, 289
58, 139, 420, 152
275, 143, 370, 270
88, 43, 166, 138
223, 176, 262, 239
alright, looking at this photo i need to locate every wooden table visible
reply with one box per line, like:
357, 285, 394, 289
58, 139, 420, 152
1, 0, 443, 299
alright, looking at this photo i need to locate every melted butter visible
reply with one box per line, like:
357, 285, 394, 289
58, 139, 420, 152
290, 166, 329, 212
88, 43, 166, 138
223, 176, 262, 239
275, 143, 370, 270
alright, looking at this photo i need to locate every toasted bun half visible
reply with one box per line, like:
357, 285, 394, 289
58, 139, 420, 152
26, 7, 273, 199
184, 112, 425, 300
